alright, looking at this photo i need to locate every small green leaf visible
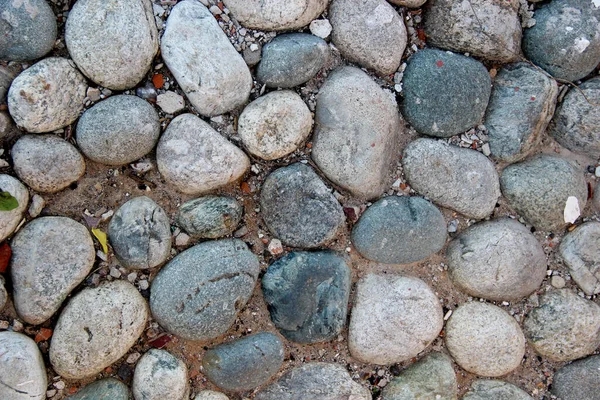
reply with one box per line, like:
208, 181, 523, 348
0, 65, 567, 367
0, 191, 18, 211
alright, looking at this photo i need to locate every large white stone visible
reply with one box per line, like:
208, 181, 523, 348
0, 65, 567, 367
222, 0, 328, 31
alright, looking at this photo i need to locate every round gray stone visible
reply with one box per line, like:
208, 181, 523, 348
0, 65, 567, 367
194, 392, 229, 400
445, 302, 525, 377
149, 239, 259, 341
552, 355, 600, 400
0, 0, 57, 61
0, 331, 47, 400
446, 218, 547, 301
0, 276, 6, 311
500, 154, 587, 232
312, 66, 402, 200
65, 0, 158, 90
402, 49, 491, 137
463, 380, 533, 400
522, 0, 600, 82
11, 217, 95, 325
523, 289, 600, 362
402, 138, 500, 220
262, 251, 351, 343
50, 280, 149, 379
67, 378, 130, 400
202, 332, 284, 392
484, 63, 559, 163
108, 196, 171, 270
381, 352, 457, 400
260, 163, 345, 249
550, 77, 600, 159
76, 95, 161, 166
222, 0, 328, 31
133, 349, 189, 400
330, 0, 407, 76
176, 196, 242, 239
255, 363, 371, 400
256, 33, 329, 88
560, 222, 600, 296
348, 274, 443, 365
0, 174, 29, 242
8, 57, 87, 133
352, 196, 447, 265
12, 134, 86, 193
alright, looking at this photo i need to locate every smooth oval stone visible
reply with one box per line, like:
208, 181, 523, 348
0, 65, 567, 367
67, 378, 130, 400
560, 222, 600, 295
552, 355, 600, 400
446, 218, 547, 301
176, 196, 242, 239
11, 217, 95, 325
161, 0, 252, 116
463, 380, 533, 400
222, 0, 328, 31
108, 196, 171, 270
203, 332, 284, 392
500, 154, 587, 232
260, 163, 345, 248
66, 0, 158, 90
401, 49, 491, 137
403, 138, 500, 220
0, 174, 28, 242
523, 289, 600, 362
262, 251, 351, 343
76, 95, 161, 166
312, 66, 402, 200
133, 349, 189, 400
330, 0, 407, 75
352, 196, 447, 265
0, 331, 47, 400
12, 134, 86, 193
50, 280, 149, 379
150, 239, 259, 341
522, 0, 600, 82
257, 33, 329, 88
157, 114, 250, 195
7, 57, 86, 133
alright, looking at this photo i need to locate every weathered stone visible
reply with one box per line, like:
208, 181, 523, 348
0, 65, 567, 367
156, 91, 185, 115
133, 349, 189, 400
552, 355, 600, 400
0, 276, 6, 311
0, 331, 47, 400
560, 222, 600, 295
0, 174, 28, 242
222, 0, 328, 31
67, 378, 130, 400
194, 391, 229, 400
176, 196, 242, 239
463, 380, 533, 400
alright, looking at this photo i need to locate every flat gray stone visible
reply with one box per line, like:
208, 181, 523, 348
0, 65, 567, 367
552, 355, 600, 400
484, 63, 558, 163
560, 222, 600, 295
66, 0, 158, 90
67, 378, 130, 400
76, 95, 161, 166
0, 174, 29, 242
256, 33, 329, 88
500, 154, 587, 232
150, 239, 259, 341
0, 331, 47, 400
222, 0, 328, 31
133, 349, 189, 400
352, 196, 447, 265
463, 380, 533, 400
402, 138, 500, 220
203, 332, 284, 392
176, 196, 242, 239
260, 163, 345, 249
523, 289, 600, 362
262, 251, 351, 343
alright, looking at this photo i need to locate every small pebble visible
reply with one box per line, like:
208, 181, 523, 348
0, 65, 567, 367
551, 275, 567, 289
309, 19, 332, 39
28, 194, 45, 218
175, 232, 191, 247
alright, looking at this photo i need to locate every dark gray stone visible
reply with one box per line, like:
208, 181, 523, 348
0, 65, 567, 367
203, 332, 284, 392
352, 196, 446, 264
76, 95, 160, 166
67, 378, 130, 400
176, 196, 242, 239
552, 355, 600, 400
257, 33, 329, 88
150, 239, 259, 341
484, 63, 558, 163
550, 77, 600, 159
0, 0, 57, 61
500, 154, 587, 232
522, 0, 600, 82
260, 163, 345, 248
401, 49, 491, 138
560, 222, 600, 295
382, 353, 457, 400
463, 380, 533, 400
262, 251, 351, 343
108, 196, 171, 270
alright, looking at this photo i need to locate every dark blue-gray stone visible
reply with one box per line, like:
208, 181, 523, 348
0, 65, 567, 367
401, 49, 491, 138
552, 355, 600, 400
352, 196, 447, 264
202, 332, 284, 392
0, 0, 57, 61
67, 378, 130, 400
176, 196, 243, 239
262, 251, 351, 343
256, 33, 329, 88
522, 0, 600, 82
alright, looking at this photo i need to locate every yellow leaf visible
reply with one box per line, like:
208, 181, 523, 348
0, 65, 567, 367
92, 228, 108, 254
